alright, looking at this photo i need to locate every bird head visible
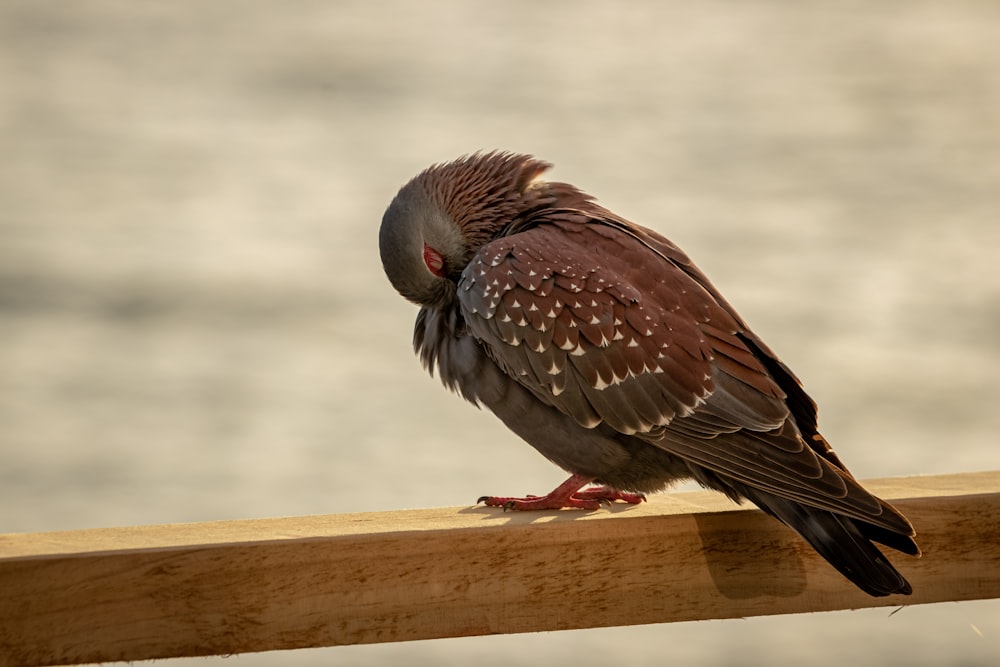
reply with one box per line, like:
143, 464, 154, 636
379, 152, 552, 308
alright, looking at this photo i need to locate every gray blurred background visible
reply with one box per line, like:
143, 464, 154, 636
1, 1, 998, 665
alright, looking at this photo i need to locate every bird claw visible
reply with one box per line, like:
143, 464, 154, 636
477, 485, 645, 511
478, 495, 602, 511
574, 487, 646, 505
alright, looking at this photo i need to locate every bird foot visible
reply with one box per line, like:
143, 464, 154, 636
574, 486, 646, 504
477, 474, 646, 511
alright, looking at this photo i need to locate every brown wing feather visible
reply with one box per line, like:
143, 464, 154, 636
460, 218, 722, 435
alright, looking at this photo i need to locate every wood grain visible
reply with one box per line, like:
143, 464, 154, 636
1, 471, 998, 666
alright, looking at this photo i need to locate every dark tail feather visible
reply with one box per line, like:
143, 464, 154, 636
856, 512, 921, 557
744, 489, 913, 597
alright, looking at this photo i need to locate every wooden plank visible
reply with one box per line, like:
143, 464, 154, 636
1, 471, 998, 667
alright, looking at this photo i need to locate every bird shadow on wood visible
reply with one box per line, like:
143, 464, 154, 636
456, 504, 808, 597
691, 512, 809, 599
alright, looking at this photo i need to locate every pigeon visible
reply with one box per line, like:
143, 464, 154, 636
378, 151, 919, 596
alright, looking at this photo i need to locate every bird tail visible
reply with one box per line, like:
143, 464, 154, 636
742, 488, 915, 597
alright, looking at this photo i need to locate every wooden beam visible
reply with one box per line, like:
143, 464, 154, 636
1, 471, 998, 666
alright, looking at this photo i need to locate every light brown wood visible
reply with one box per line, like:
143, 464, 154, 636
1, 471, 998, 666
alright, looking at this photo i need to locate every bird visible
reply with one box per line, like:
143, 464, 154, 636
378, 151, 919, 597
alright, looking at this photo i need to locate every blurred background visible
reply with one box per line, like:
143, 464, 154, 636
1, 1, 998, 665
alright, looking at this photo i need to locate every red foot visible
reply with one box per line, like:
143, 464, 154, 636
477, 474, 646, 511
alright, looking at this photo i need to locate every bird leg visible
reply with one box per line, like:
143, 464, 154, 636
477, 473, 646, 511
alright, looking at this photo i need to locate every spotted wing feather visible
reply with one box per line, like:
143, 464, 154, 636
460, 219, 730, 434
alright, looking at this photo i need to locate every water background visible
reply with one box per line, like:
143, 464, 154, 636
1, 2, 998, 665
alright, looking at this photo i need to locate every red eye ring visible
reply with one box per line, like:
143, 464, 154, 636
422, 243, 446, 278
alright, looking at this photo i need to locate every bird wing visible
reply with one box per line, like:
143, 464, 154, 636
458, 211, 783, 436
458, 211, 913, 534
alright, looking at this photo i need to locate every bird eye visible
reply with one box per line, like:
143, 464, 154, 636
422, 243, 446, 278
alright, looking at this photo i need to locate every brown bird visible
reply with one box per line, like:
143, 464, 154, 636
378, 151, 919, 596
